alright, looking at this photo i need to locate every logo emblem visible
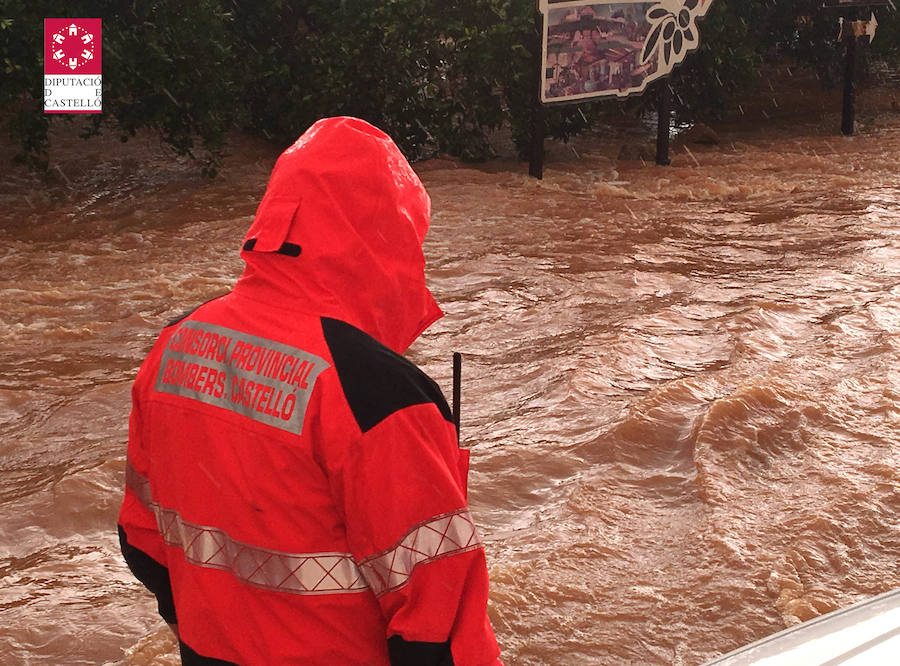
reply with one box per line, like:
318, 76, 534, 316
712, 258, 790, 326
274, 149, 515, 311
44, 18, 102, 114
49, 22, 96, 71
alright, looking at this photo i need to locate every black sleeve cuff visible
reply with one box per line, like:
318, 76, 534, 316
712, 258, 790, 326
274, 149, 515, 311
118, 524, 177, 624
387, 635, 454, 666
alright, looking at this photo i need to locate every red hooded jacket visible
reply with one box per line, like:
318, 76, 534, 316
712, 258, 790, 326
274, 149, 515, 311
117, 117, 502, 665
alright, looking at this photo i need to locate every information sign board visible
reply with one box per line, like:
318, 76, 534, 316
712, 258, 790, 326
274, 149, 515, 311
540, 0, 714, 103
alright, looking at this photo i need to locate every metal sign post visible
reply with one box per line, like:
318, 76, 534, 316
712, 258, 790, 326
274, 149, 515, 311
842, 11, 859, 136
530, 5, 546, 179
656, 81, 671, 165
824, 0, 889, 136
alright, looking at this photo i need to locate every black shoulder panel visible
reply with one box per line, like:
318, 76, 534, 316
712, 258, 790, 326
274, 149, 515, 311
387, 635, 454, 666
163, 295, 224, 329
321, 317, 453, 433
179, 641, 239, 665
165, 304, 203, 329
118, 524, 177, 625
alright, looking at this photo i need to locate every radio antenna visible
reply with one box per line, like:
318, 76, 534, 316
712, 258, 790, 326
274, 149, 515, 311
452, 352, 462, 444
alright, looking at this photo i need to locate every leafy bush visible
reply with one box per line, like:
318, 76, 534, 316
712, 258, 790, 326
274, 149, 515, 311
2, 1, 898, 169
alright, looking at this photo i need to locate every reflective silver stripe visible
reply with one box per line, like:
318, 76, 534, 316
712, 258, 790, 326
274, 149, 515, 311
125, 460, 153, 507
359, 508, 483, 597
125, 462, 369, 595
126, 463, 482, 598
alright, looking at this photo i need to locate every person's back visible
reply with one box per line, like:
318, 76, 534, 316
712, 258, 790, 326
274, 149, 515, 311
118, 117, 502, 665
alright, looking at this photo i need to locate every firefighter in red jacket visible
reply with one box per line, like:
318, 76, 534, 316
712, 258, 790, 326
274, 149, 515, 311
117, 117, 503, 665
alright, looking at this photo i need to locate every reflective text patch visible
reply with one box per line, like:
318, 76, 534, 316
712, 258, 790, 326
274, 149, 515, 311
154, 321, 329, 434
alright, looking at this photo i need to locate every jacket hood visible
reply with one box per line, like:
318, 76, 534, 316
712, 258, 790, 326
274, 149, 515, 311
236, 117, 443, 354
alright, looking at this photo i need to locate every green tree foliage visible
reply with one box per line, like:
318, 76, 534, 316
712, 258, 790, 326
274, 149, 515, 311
226, 1, 589, 160
2, 0, 241, 172
2, 1, 898, 169
2, 2, 52, 167
99, 0, 238, 174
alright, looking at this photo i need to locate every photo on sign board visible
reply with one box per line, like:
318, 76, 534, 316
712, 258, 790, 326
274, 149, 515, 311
541, 0, 714, 104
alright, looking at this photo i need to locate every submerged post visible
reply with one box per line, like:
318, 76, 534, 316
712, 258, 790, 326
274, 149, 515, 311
529, 102, 545, 179
825, 1, 888, 135
656, 82, 671, 166
842, 11, 859, 136
529, 6, 545, 179
452, 352, 462, 443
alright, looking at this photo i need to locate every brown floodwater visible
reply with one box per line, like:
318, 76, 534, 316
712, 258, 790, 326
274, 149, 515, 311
1, 80, 899, 665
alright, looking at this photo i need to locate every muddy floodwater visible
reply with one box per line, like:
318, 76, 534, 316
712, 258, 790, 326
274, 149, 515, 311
1, 82, 899, 665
